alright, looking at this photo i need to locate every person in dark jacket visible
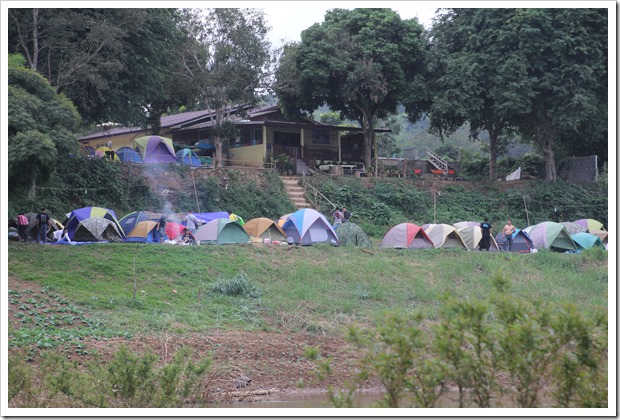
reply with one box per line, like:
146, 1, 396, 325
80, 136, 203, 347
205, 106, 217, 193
479, 218, 492, 251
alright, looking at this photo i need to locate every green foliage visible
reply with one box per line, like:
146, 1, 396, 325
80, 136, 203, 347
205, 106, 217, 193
307, 271, 607, 408
210, 272, 261, 298
8, 61, 81, 196
8, 9, 193, 125
275, 8, 429, 165
9, 345, 212, 407
306, 175, 608, 234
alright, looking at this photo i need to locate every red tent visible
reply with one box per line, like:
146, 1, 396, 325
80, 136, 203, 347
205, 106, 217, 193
379, 223, 434, 249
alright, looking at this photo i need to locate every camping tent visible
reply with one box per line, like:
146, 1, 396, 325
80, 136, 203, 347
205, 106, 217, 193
495, 229, 534, 253
589, 229, 608, 245
119, 211, 152, 236
243, 217, 287, 241
125, 220, 159, 243
65, 207, 125, 240
165, 221, 186, 241
453, 221, 481, 229
571, 232, 604, 250
574, 219, 606, 233
282, 209, 340, 246
423, 224, 468, 249
133, 135, 177, 164
334, 222, 372, 248
72, 217, 124, 242
457, 226, 501, 251
523, 221, 577, 252
176, 149, 202, 166
560, 222, 587, 235
116, 147, 144, 163
277, 213, 292, 228
379, 223, 434, 249
194, 218, 250, 245
194, 212, 230, 225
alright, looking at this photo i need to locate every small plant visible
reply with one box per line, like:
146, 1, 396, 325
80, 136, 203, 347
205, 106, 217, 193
210, 272, 261, 298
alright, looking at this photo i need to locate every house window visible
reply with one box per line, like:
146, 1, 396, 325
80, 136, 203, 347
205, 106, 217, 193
239, 127, 263, 146
312, 130, 330, 145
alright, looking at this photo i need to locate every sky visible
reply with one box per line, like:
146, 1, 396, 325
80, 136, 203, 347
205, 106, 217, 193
259, 1, 439, 48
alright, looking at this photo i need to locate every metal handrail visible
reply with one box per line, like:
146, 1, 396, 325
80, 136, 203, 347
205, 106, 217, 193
301, 174, 337, 211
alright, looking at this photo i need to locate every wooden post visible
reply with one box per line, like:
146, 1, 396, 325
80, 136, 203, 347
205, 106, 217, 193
523, 196, 530, 226
192, 170, 200, 213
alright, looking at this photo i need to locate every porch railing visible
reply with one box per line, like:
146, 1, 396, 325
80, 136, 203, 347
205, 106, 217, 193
272, 143, 364, 165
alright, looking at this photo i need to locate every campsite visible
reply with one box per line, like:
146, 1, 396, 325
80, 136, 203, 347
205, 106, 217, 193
6, 6, 610, 411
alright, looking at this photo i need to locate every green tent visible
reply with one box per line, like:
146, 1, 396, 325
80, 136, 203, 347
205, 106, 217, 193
334, 222, 372, 248
571, 232, 604, 250
194, 218, 249, 245
524, 221, 577, 252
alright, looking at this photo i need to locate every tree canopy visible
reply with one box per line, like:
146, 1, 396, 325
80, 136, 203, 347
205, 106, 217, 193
427, 8, 608, 181
275, 8, 429, 166
8, 54, 81, 197
175, 8, 273, 167
8, 8, 193, 126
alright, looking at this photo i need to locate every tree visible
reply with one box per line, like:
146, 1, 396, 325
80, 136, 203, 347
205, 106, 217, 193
8, 54, 81, 198
427, 8, 607, 182
427, 9, 532, 181
507, 9, 607, 181
176, 8, 272, 167
8, 8, 193, 125
275, 8, 429, 166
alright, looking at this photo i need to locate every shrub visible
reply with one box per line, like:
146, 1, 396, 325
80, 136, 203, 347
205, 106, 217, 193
210, 272, 261, 298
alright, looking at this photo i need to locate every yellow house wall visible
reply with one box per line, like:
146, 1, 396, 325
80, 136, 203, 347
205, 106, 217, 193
227, 144, 265, 167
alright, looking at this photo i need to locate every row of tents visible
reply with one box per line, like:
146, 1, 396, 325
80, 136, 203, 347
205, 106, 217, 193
19, 205, 607, 253
87, 135, 204, 166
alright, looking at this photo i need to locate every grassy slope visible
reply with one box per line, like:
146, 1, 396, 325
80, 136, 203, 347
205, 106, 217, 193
8, 241, 608, 341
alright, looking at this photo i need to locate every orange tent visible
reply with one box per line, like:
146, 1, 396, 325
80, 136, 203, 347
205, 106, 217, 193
244, 217, 287, 241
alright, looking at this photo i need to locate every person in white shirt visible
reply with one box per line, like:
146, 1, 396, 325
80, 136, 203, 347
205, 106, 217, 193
53, 228, 72, 243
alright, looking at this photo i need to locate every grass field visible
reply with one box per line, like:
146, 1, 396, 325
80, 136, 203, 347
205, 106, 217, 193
7, 241, 608, 340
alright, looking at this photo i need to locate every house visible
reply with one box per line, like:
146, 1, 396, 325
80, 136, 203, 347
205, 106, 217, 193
78, 104, 389, 169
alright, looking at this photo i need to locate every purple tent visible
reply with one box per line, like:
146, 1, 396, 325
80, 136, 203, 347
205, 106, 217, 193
193, 212, 230, 225
133, 136, 177, 164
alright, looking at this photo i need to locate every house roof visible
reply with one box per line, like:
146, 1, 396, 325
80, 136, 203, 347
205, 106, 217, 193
79, 104, 389, 141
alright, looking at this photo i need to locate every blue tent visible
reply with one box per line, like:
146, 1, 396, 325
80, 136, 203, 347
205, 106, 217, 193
495, 228, 534, 253
176, 148, 202, 166
117, 147, 144, 163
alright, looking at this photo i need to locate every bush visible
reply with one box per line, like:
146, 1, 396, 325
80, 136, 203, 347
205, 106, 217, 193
210, 272, 261, 298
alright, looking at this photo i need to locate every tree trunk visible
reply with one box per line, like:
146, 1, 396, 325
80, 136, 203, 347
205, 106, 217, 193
361, 112, 373, 167
542, 142, 556, 182
488, 127, 498, 181
28, 176, 37, 200
31, 9, 39, 70
214, 136, 223, 168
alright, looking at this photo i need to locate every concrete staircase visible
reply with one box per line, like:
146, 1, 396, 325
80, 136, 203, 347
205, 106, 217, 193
281, 176, 313, 209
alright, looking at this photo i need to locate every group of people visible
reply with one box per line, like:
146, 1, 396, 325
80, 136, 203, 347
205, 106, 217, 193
479, 218, 516, 251
15, 208, 55, 244
332, 207, 352, 226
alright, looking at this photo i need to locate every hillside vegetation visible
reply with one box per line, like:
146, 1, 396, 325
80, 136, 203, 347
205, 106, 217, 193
9, 158, 608, 238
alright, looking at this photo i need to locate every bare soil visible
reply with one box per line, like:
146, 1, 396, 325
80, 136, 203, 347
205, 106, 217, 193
8, 277, 379, 404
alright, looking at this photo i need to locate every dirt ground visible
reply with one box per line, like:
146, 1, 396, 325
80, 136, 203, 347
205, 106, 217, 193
8, 277, 379, 405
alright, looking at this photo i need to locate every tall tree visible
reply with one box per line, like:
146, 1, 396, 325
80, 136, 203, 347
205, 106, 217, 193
275, 8, 429, 166
8, 8, 193, 125
427, 9, 533, 181
427, 8, 607, 182
507, 9, 607, 181
8, 54, 81, 198
176, 8, 272, 167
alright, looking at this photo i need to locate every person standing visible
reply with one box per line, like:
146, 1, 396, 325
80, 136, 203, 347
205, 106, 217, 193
333, 208, 343, 227
185, 210, 200, 234
342, 207, 352, 222
36, 208, 51, 243
479, 218, 492, 251
502, 219, 516, 251
157, 214, 167, 244
17, 212, 29, 241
